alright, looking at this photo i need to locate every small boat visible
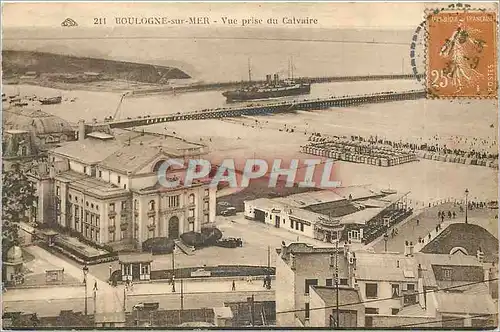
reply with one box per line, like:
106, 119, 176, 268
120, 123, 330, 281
39, 96, 62, 105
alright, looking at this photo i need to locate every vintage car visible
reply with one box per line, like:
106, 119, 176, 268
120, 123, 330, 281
215, 237, 242, 248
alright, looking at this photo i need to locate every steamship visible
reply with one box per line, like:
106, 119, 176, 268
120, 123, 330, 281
39, 96, 62, 105
222, 59, 311, 102
222, 74, 311, 102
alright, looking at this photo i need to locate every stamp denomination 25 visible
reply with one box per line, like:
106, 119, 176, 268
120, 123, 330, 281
426, 10, 497, 98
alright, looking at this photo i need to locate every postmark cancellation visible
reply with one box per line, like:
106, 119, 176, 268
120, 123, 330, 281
426, 9, 497, 98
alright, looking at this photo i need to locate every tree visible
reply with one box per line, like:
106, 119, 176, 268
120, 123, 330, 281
2, 163, 36, 255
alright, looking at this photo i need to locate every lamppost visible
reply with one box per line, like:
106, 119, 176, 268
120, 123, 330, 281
465, 188, 469, 224
82, 264, 89, 316
171, 247, 176, 293
383, 233, 389, 252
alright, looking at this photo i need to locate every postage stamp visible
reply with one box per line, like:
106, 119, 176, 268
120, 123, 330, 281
426, 9, 497, 98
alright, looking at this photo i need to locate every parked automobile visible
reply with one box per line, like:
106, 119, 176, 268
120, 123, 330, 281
220, 207, 236, 216
215, 237, 242, 248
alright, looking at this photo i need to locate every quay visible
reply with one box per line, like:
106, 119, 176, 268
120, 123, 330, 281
301, 134, 418, 167
130, 73, 422, 95
102, 90, 425, 129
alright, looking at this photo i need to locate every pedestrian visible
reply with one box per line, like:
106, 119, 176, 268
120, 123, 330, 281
428, 233, 431, 240
109, 265, 113, 280
232, 280, 236, 291
435, 225, 439, 233
93, 280, 98, 291
453, 211, 456, 218
441, 214, 444, 223
416, 219, 420, 226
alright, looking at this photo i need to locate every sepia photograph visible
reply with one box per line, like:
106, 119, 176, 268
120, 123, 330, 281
1, 2, 498, 329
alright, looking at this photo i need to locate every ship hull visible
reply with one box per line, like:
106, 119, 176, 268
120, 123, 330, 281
223, 84, 311, 102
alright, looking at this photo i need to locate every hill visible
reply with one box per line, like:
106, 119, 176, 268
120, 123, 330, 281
2, 50, 190, 84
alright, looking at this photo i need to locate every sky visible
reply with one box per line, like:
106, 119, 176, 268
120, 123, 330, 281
1, 2, 434, 29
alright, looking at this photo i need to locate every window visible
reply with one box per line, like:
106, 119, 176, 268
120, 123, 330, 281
148, 216, 155, 225
83, 166, 87, 174
365, 317, 373, 327
141, 264, 149, 275
305, 303, 310, 319
110, 203, 115, 212
300, 223, 304, 232
110, 217, 115, 226
304, 279, 318, 294
290, 220, 294, 228
204, 189, 209, 197
340, 278, 348, 286
85, 212, 89, 223
406, 283, 415, 291
365, 308, 379, 314
326, 279, 333, 286
295, 222, 299, 230
86, 201, 89, 207
121, 229, 125, 240
168, 195, 179, 208
91, 214, 95, 225
189, 220, 195, 232
96, 216, 100, 226
392, 308, 399, 315
365, 283, 378, 298
189, 194, 195, 204
99, 170, 102, 178
189, 209, 195, 218
121, 201, 127, 209
391, 284, 400, 298
348, 230, 360, 240
134, 200, 138, 210
117, 176, 121, 184
204, 214, 209, 223
69, 194, 72, 200
124, 184, 127, 189
96, 230, 100, 241
56, 186, 60, 196
204, 201, 209, 210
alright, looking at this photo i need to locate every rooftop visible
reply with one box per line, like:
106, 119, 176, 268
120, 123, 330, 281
274, 190, 345, 208
311, 286, 361, 307
100, 144, 168, 173
355, 251, 418, 281
3, 107, 75, 136
420, 223, 499, 263
55, 170, 128, 198
278, 242, 343, 265
434, 292, 497, 315
119, 253, 154, 264
51, 138, 122, 164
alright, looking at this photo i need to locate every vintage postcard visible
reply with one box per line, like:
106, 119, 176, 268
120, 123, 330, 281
1, 2, 498, 329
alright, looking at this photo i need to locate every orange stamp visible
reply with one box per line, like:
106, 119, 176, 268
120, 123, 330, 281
426, 10, 497, 98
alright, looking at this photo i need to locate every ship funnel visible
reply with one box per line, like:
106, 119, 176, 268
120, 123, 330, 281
266, 74, 272, 84
273, 74, 279, 85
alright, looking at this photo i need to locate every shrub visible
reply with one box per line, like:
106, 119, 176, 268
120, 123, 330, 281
142, 237, 175, 254
200, 227, 222, 245
180, 232, 204, 247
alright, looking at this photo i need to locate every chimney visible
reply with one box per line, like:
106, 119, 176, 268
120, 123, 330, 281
396, 260, 400, 268
343, 241, 349, 257
280, 241, 287, 258
78, 120, 86, 141
409, 242, 414, 256
273, 74, 279, 85
404, 240, 409, 256
290, 253, 296, 270
266, 74, 272, 84
329, 253, 335, 267
477, 247, 485, 263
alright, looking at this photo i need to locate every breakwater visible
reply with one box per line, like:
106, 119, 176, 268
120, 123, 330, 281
101, 90, 425, 129
301, 135, 418, 167
129, 74, 422, 96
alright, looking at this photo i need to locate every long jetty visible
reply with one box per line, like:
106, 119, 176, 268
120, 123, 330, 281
130, 74, 423, 96
100, 89, 425, 129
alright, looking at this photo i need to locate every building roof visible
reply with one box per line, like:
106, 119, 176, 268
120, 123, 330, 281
355, 252, 418, 281
274, 190, 345, 208
3, 107, 74, 136
420, 223, 499, 263
100, 144, 168, 173
338, 207, 384, 225
87, 132, 114, 140
119, 253, 153, 264
311, 286, 361, 307
333, 185, 382, 201
414, 252, 483, 268
278, 242, 341, 265
434, 292, 497, 315
51, 138, 122, 164
56, 170, 129, 198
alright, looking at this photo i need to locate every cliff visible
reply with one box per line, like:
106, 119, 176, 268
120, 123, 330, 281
2, 50, 191, 84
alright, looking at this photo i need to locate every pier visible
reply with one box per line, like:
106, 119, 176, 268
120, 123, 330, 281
130, 74, 422, 95
101, 90, 425, 129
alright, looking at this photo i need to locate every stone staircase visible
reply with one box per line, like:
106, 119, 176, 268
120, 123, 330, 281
174, 240, 195, 256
